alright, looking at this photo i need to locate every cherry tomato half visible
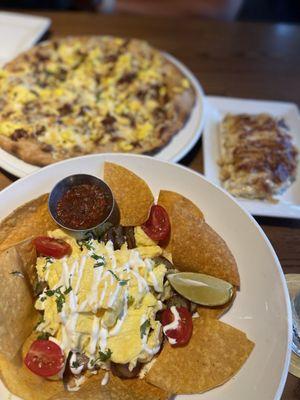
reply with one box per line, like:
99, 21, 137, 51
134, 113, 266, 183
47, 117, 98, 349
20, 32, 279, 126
161, 306, 193, 347
34, 236, 71, 259
24, 340, 65, 377
142, 205, 170, 242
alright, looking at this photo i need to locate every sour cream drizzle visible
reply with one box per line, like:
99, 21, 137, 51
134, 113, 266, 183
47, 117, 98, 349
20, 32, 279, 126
131, 270, 149, 293
163, 306, 181, 333
70, 352, 84, 375
140, 315, 161, 356
99, 326, 108, 352
89, 316, 101, 356
101, 372, 110, 386
109, 289, 128, 337
39, 239, 165, 373
90, 265, 104, 312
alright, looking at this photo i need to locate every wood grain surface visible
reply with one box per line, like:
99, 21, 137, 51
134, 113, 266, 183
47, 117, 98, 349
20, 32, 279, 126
0, 11, 299, 398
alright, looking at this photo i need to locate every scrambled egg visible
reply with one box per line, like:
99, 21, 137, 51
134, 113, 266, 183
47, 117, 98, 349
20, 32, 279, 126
35, 228, 167, 369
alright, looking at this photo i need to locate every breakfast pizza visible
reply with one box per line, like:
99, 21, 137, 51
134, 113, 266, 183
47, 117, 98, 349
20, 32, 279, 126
0, 163, 254, 399
0, 36, 195, 166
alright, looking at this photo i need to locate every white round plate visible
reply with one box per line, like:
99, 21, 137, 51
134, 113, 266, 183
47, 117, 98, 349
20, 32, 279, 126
0, 53, 205, 178
0, 154, 291, 400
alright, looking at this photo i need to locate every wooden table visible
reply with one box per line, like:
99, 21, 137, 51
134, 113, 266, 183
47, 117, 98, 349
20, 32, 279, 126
1, 11, 300, 398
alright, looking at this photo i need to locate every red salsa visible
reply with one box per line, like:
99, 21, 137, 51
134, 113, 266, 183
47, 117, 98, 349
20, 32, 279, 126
56, 184, 109, 229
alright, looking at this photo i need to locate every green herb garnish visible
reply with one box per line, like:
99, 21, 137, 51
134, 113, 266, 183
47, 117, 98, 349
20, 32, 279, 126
140, 319, 150, 338
119, 279, 129, 286
127, 295, 134, 306
43, 257, 53, 272
71, 360, 80, 369
64, 286, 72, 295
44, 285, 70, 312
77, 238, 94, 251
98, 348, 112, 362
108, 270, 120, 281
37, 332, 50, 340
92, 254, 106, 268
56, 294, 65, 313
45, 286, 62, 297
90, 348, 112, 366
99, 348, 112, 362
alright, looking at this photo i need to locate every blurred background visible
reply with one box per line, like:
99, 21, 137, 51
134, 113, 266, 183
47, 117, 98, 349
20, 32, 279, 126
0, 0, 299, 23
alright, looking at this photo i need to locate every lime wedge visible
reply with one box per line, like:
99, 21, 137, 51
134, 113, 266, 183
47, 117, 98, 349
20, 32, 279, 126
167, 272, 233, 306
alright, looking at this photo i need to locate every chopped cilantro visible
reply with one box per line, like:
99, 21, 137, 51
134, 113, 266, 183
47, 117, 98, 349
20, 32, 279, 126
91, 348, 112, 365
37, 332, 50, 340
98, 349, 112, 362
108, 270, 128, 285
44, 286, 68, 312
108, 270, 120, 281
92, 254, 106, 268
43, 257, 53, 272
40, 297, 46, 302
77, 238, 94, 251
71, 360, 80, 369
127, 295, 134, 306
119, 279, 129, 286
45, 286, 62, 297
64, 286, 72, 295
56, 295, 65, 312
140, 319, 150, 338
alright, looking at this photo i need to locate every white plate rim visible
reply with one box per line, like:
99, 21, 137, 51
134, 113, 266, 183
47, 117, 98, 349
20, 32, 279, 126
0, 153, 292, 400
203, 95, 300, 219
0, 12, 51, 66
0, 50, 205, 178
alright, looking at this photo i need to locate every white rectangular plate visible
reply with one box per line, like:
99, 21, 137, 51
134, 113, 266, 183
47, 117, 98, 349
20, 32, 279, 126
203, 96, 300, 219
0, 12, 51, 67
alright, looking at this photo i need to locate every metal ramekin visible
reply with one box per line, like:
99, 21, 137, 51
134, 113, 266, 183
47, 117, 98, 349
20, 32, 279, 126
48, 174, 117, 240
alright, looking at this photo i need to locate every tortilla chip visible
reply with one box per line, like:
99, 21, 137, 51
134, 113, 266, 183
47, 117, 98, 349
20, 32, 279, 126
157, 190, 204, 250
171, 203, 240, 287
104, 162, 154, 226
0, 246, 38, 360
14, 238, 38, 289
146, 318, 254, 394
158, 190, 204, 221
3, 333, 167, 400
0, 350, 63, 400
0, 194, 57, 252
197, 287, 237, 319
49, 373, 168, 400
